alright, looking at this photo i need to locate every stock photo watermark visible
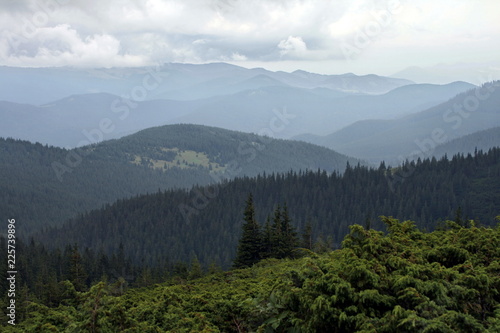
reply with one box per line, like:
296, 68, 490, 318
4, 0, 71, 54
340, 0, 402, 61
6, 218, 17, 325
178, 107, 296, 224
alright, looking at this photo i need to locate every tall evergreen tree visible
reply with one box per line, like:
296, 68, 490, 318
280, 204, 299, 258
188, 255, 204, 280
68, 244, 88, 292
271, 204, 284, 258
301, 220, 313, 250
261, 216, 273, 259
233, 194, 262, 268
271, 203, 299, 259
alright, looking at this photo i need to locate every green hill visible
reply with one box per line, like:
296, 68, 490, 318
0, 124, 359, 235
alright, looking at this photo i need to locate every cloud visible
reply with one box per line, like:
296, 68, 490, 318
0, 0, 498, 74
231, 52, 247, 61
0, 24, 146, 67
278, 36, 308, 59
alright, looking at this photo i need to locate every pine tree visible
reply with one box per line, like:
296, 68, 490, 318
271, 203, 299, 259
188, 255, 204, 280
301, 219, 313, 250
68, 244, 88, 292
233, 193, 262, 268
271, 204, 284, 258
280, 203, 299, 258
261, 216, 273, 259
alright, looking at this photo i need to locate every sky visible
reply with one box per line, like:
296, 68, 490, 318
1, 0, 499, 82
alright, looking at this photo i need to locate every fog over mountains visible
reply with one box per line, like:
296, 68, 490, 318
0, 63, 492, 155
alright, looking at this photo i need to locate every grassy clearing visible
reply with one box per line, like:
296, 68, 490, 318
131, 148, 226, 172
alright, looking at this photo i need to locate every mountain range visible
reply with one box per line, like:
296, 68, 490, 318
0, 63, 412, 105
0, 63, 477, 148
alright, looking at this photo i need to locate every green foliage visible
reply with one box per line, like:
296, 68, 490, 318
234, 198, 301, 269
265, 219, 500, 332
7, 219, 500, 332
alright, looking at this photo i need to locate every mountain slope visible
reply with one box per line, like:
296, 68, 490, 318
0, 124, 359, 235
432, 126, 500, 158
36, 148, 500, 268
304, 81, 500, 163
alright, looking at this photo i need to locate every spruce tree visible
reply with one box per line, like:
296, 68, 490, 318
188, 255, 204, 280
280, 203, 299, 258
261, 216, 273, 259
271, 203, 299, 259
68, 244, 88, 291
233, 194, 262, 268
301, 220, 313, 250
271, 204, 284, 258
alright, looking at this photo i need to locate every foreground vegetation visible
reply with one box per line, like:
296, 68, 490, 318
3, 217, 500, 332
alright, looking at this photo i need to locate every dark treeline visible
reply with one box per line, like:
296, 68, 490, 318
0, 235, 214, 318
35, 148, 500, 271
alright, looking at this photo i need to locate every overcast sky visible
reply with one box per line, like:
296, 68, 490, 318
1, 0, 499, 81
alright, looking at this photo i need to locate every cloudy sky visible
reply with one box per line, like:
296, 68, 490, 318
1, 0, 499, 81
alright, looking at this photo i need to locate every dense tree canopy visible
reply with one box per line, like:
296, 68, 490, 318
36, 148, 500, 269
3, 218, 500, 332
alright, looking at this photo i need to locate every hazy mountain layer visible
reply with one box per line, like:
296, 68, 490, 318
0, 63, 412, 105
299, 81, 500, 164
0, 81, 474, 148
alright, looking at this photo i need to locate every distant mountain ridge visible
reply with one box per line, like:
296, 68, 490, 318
0, 63, 412, 105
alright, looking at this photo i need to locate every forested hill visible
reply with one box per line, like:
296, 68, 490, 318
37, 147, 500, 269
0, 124, 358, 235
94, 123, 359, 176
